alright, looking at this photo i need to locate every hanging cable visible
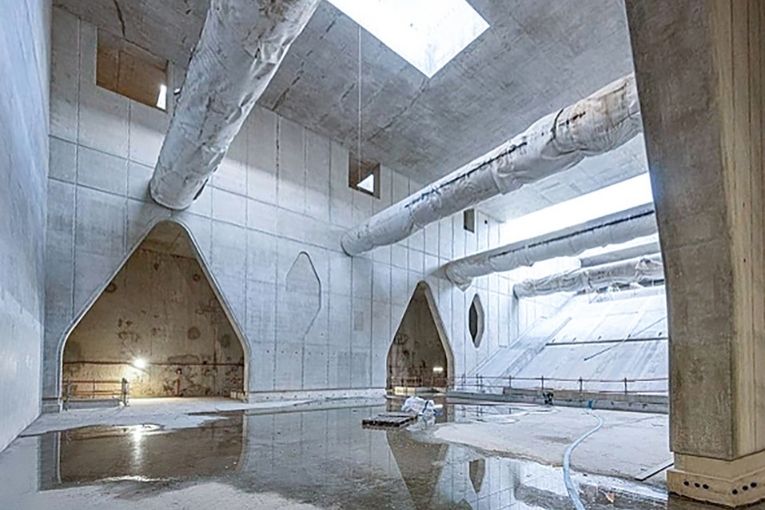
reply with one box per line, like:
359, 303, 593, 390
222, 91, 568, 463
357, 24, 362, 166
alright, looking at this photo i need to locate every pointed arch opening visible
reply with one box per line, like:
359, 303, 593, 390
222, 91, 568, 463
387, 281, 453, 392
60, 221, 247, 404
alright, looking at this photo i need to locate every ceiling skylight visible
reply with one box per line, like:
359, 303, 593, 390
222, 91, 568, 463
326, 0, 489, 78
357, 173, 375, 194
500, 174, 655, 245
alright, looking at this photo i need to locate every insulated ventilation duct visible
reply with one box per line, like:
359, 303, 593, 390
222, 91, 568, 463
150, 0, 320, 210
341, 74, 642, 255
513, 253, 664, 298
580, 238, 660, 267
443, 204, 657, 290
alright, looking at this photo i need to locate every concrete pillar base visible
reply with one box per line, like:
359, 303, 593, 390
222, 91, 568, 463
668, 452, 765, 507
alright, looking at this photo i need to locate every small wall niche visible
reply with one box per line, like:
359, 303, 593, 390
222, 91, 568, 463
463, 208, 476, 233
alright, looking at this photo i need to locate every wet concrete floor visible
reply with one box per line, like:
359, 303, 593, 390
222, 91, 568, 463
0, 400, 743, 509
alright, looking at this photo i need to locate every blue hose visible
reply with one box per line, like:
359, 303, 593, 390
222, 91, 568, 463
563, 411, 604, 510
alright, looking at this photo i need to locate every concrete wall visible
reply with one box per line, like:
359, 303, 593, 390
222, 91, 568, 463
44, 7, 524, 407
62, 225, 245, 398
0, 0, 51, 449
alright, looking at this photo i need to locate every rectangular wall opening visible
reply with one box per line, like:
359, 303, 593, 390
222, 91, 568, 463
349, 154, 381, 198
96, 29, 169, 110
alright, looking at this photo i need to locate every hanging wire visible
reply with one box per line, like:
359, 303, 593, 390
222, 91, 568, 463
357, 24, 362, 166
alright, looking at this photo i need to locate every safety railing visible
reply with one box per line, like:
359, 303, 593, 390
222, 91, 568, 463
388, 374, 668, 395
449, 374, 668, 396
63, 378, 130, 410
388, 376, 450, 389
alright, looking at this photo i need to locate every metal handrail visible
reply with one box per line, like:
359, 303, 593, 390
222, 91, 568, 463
63, 378, 130, 410
450, 374, 668, 395
388, 374, 667, 393
389, 376, 450, 388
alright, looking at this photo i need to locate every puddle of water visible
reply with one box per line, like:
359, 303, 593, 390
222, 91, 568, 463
0, 402, 674, 509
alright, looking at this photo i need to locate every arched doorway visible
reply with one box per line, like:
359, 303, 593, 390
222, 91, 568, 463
387, 281, 453, 392
61, 221, 247, 403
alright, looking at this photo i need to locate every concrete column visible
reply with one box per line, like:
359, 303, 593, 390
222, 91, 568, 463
626, 1, 765, 507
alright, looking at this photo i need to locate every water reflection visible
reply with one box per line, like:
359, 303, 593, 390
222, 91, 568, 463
40, 417, 244, 489
18, 404, 670, 509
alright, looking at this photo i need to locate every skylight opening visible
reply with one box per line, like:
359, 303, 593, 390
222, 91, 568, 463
96, 29, 169, 111
156, 84, 167, 110
348, 154, 380, 198
326, 0, 489, 78
500, 174, 655, 245
357, 173, 375, 194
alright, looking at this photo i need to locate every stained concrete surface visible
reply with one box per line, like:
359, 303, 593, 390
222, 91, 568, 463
0, 399, 693, 509
63, 222, 245, 398
388, 283, 451, 387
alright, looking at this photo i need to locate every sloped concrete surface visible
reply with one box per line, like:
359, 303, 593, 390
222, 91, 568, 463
474, 286, 667, 394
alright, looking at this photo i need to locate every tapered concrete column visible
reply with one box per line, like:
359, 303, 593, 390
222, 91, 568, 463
626, 1, 765, 507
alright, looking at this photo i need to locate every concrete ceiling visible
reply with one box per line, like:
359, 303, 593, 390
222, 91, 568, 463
56, 0, 645, 222
53, 0, 207, 65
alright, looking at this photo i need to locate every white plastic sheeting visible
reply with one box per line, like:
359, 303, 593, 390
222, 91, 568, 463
341, 74, 642, 255
150, 0, 320, 210
513, 253, 663, 298
444, 204, 657, 289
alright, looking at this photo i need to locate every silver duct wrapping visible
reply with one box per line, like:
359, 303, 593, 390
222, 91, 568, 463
150, 0, 319, 209
341, 74, 642, 255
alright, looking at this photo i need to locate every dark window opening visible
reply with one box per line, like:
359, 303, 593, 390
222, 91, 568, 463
469, 459, 486, 493
96, 30, 169, 110
463, 208, 476, 233
349, 153, 380, 198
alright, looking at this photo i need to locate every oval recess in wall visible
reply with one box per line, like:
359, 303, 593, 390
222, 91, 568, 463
469, 294, 484, 348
